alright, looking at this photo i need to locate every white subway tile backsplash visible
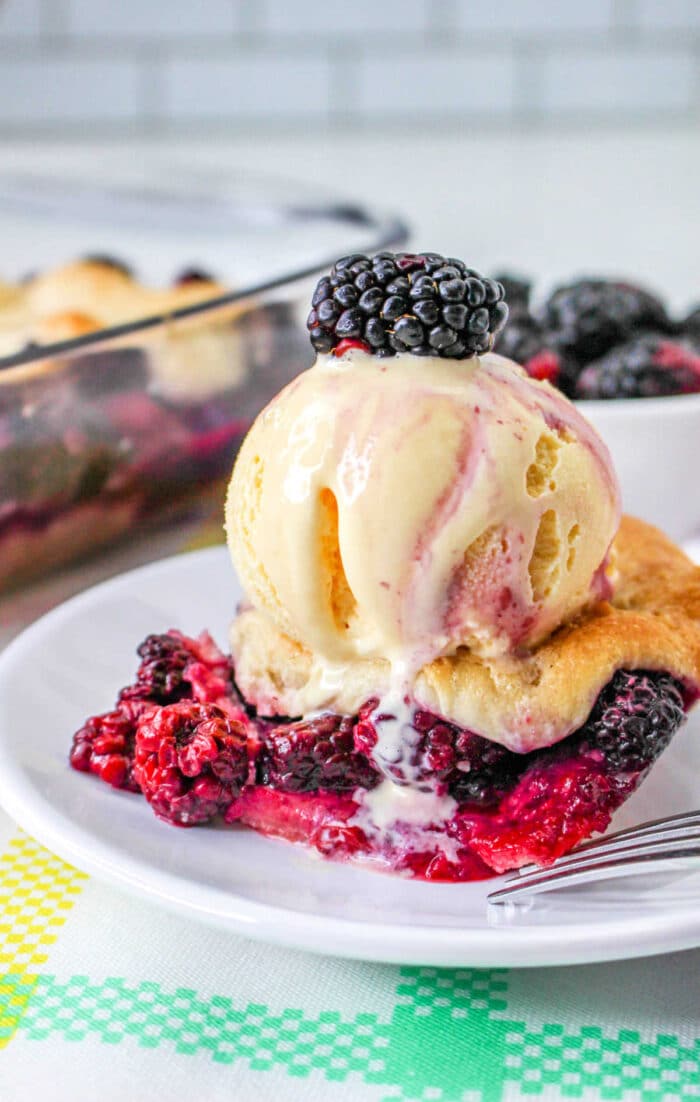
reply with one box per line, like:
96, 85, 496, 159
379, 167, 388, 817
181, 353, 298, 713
0, 58, 141, 122
162, 55, 331, 119
539, 49, 696, 113
66, 0, 239, 38
0, 1, 699, 132
357, 50, 514, 116
263, 0, 429, 35
637, 1, 700, 30
455, 0, 614, 35
0, 0, 41, 37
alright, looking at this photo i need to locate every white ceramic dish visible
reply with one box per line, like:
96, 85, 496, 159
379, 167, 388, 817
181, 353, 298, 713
0, 546, 699, 968
576, 392, 700, 542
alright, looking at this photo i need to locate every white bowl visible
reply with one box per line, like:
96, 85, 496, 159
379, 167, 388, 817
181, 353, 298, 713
577, 392, 700, 542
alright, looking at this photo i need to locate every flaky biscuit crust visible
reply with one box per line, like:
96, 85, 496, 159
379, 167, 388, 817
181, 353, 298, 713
230, 516, 700, 752
0, 258, 227, 362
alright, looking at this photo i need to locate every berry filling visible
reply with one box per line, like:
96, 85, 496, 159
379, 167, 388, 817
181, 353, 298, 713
70, 698, 146, 792
134, 701, 249, 826
0, 385, 253, 592
69, 631, 690, 879
69, 630, 250, 793
258, 713, 379, 793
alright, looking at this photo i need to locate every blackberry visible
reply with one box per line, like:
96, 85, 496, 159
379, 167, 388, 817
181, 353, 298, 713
491, 272, 532, 312
259, 713, 379, 794
493, 309, 567, 389
134, 702, 249, 826
543, 279, 671, 362
575, 335, 700, 399
69, 698, 147, 792
582, 669, 685, 773
354, 703, 523, 804
307, 252, 508, 359
681, 305, 700, 344
70, 629, 246, 793
119, 630, 236, 708
120, 632, 195, 705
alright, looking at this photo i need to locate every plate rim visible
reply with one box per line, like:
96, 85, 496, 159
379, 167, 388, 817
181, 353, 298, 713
0, 545, 699, 968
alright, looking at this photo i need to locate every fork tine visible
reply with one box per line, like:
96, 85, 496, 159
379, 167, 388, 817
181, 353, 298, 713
488, 840, 700, 904
574, 810, 700, 852
514, 822, 700, 876
506, 829, 700, 884
515, 810, 700, 875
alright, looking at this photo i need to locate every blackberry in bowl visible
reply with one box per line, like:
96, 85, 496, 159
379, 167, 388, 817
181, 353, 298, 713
492, 273, 700, 539
69, 253, 700, 883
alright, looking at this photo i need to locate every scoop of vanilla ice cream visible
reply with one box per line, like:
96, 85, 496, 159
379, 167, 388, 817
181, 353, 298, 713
226, 349, 620, 670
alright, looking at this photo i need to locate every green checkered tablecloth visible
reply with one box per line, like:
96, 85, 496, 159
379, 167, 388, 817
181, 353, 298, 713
0, 807, 698, 1102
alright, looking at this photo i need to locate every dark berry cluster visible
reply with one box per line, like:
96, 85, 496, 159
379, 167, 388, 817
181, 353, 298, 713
493, 312, 566, 387
581, 669, 686, 773
491, 272, 532, 312
119, 629, 237, 711
492, 271, 700, 400
120, 632, 194, 705
542, 280, 670, 362
259, 712, 379, 793
307, 252, 508, 359
683, 305, 700, 340
575, 335, 700, 400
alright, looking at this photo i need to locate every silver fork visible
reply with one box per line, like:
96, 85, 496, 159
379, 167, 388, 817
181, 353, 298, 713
487, 809, 700, 905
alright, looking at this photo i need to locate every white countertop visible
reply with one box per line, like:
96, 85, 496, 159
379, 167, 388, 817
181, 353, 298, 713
3, 127, 699, 310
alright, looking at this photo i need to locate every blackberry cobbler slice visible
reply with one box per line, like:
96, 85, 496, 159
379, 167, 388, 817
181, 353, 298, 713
70, 254, 700, 881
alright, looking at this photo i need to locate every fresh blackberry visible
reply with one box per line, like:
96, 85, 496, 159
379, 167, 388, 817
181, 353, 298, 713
493, 309, 567, 388
307, 252, 508, 359
491, 272, 532, 312
575, 335, 700, 399
354, 703, 523, 804
543, 279, 671, 362
681, 305, 700, 344
134, 702, 249, 826
493, 309, 542, 363
259, 713, 379, 794
580, 669, 686, 772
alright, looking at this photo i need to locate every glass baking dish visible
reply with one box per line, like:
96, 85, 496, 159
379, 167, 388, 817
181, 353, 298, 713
0, 168, 407, 591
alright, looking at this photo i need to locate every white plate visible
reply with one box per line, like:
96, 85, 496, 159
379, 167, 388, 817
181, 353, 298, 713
0, 546, 699, 968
